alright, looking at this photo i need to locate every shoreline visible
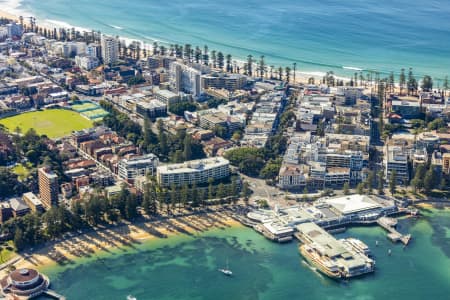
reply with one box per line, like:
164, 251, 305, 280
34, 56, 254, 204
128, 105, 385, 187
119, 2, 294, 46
415, 202, 450, 209
1, 211, 242, 276
0, 8, 374, 84
1, 5, 449, 82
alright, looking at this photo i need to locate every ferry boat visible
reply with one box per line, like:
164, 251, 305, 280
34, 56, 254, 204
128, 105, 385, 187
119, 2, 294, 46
299, 244, 342, 279
299, 244, 374, 279
340, 238, 372, 257
296, 223, 375, 280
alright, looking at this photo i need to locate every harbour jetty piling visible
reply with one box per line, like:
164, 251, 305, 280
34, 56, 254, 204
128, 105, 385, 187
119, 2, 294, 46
43, 289, 66, 300
377, 217, 411, 245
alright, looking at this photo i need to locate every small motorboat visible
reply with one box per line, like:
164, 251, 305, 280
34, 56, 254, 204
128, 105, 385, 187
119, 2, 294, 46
218, 259, 233, 276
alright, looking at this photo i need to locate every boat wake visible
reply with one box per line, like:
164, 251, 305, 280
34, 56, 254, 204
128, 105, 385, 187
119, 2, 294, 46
109, 24, 123, 30
342, 66, 363, 71
302, 260, 319, 274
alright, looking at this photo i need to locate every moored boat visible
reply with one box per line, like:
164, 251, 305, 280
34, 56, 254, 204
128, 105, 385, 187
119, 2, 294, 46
299, 244, 342, 279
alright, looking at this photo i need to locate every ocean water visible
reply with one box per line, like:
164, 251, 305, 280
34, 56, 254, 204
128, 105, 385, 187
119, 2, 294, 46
5, 0, 450, 81
37, 208, 450, 300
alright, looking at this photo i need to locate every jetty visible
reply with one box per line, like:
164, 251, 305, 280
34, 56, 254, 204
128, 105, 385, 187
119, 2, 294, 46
377, 217, 411, 245
43, 289, 66, 300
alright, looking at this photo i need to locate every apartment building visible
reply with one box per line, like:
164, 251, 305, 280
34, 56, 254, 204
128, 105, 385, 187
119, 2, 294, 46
101, 35, 119, 65
156, 157, 230, 187
118, 154, 159, 182
201, 73, 247, 91
384, 145, 409, 184
38, 167, 59, 208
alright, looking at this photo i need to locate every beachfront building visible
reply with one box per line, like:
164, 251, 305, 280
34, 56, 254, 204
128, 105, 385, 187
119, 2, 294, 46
50, 41, 86, 57
156, 157, 230, 187
101, 35, 119, 65
390, 99, 421, 119
118, 154, 159, 182
169, 62, 202, 97
86, 43, 101, 58
75, 54, 100, 70
38, 167, 59, 208
0, 268, 50, 299
201, 73, 247, 91
1, 22, 23, 39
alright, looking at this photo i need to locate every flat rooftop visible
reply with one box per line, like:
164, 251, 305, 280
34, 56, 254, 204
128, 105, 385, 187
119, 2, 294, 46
157, 157, 229, 174
297, 222, 348, 258
322, 195, 382, 215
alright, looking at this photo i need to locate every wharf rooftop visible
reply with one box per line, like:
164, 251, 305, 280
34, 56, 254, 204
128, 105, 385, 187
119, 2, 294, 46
296, 222, 375, 278
247, 194, 398, 238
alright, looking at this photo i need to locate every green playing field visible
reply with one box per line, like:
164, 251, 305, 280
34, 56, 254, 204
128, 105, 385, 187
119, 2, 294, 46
0, 109, 94, 138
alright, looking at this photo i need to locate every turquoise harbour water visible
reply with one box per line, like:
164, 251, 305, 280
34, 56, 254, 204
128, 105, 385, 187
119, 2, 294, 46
10, 0, 450, 81
37, 209, 450, 300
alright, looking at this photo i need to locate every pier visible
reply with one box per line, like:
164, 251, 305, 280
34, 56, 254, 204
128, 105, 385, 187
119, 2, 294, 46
43, 289, 66, 300
377, 217, 411, 245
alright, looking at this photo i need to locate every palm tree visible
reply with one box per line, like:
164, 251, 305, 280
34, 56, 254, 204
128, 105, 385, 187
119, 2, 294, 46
259, 55, 265, 79
285, 66, 291, 83
194, 46, 201, 63
269, 65, 274, 79
159, 45, 166, 56
203, 45, 209, 65
184, 44, 192, 61
217, 52, 224, 70
243, 63, 249, 75
211, 50, 217, 68
247, 55, 253, 76
443, 75, 449, 97
176, 45, 183, 58
293, 62, 297, 83
399, 68, 406, 95
226, 54, 232, 72
277, 66, 283, 81
152, 42, 159, 56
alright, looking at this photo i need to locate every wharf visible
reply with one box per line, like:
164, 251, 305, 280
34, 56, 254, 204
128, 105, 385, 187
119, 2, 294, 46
43, 289, 66, 300
377, 217, 411, 245
231, 214, 257, 227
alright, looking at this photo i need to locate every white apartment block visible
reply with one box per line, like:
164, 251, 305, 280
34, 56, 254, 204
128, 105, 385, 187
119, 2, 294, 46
86, 43, 101, 58
118, 154, 159, 182
169, 62, 201, 97
384, 145, 409, 184
101, 35, 119, 65
156, 157, 230, 187
278, 165, 307, 189
51, 41, 86, 57
75, 54, 100, 70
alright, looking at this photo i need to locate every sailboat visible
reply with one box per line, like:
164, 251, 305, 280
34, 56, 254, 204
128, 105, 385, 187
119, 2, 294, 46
127, 295, 137, 300
218, 259, 233, 276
